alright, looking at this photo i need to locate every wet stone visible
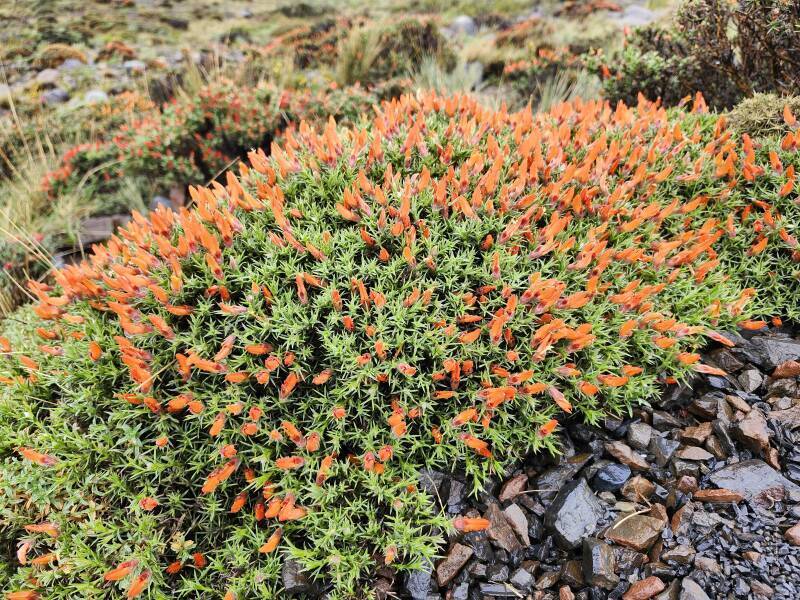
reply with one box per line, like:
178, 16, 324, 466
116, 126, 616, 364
606, 441, 650, 471
738, 369, 764, 393
509, 567, 535, 591
544, 479, 605, 549
627, 422, 653, 450
499, 473, 528, 502
436, 543, 473, 586
652, 411, 683, 431
750, 336, 800, 370
405, 560, 434, 599
651, 436, 681, 467
661, 544, 695, 564
560, 559, 584, 587
733, 409, 770, 453
623, 576, 666, 600
503, 503, 530, 546
486, 563, 509, 582
621, 475, 656, 501
535, 570, 561, 590
710, 459, 800, 500
592, 463, 632, 492
282, 559, 313, 595
674, 446, 714, 461
614, 546, 647, 574
464, 531, 495, 562
680, 422, 713, 445
583, 538, 618, 590
605, 514, 665, 552
535, 453, 592, 504
679, 577, 711, 600
486, 502, 523, 553
447, 479, 467, 515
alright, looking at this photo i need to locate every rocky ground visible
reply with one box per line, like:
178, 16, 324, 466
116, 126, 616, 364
283, 326, 800, 599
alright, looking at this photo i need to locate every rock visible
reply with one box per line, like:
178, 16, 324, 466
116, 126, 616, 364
486, 502, 523, 553
750, 336, 800, 370
535, 453, 592, 504
785, 522, 800, 546
621, 475, 655, 501
679, 578, 711, 600
674, 446, 714, 461
499, 473, 528, 502
689, 394, 719, 420
676, 476, 698, 494
41, 88, 69, 104
724, 393, 751, 413
36, 68, 60, 87
282, 558, 312, 594
751, 581, 774, 597
451, 581, 469, 600
605, 514, 664, 552
738, 369, 763, 393
559, 585, 575, 600
606, 441, 649, 471
693, 555, 721, 573
582, 538, 618, 590
451, 15, 477, 35
768, 404, 800, 427
124, 59, 147, 74
509, 567, 535, 592
502, 504, 530, 546
710, 459, 800, 501
692, 488, 743, 503
623, 576, 666, 600
544, 479, 604, 549
419, 469, 448, 500
680, 423, 713, 445
436, 543, 473, 586
559, 559, 584, 587
661, 544, 695, 564
766, 377, 799, 398
592, 463, 631, 492
651, 436, 681, 467
773, 359, 800, 378
627, 422, 653, 450
652, 411, 682, 431
535, 570, 561, 590
733, 409, 770, 453
478, 582, 518, 597
447, 479, 467, 515
84, 89, 109, 104
405, 560, 434, 599
708, 348, 745, 372
656, 579, 681, 600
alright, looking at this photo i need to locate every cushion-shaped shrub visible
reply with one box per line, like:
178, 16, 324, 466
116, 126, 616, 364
2, 92, 800, 599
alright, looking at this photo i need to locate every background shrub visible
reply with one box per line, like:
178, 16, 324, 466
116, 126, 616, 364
2, 91, 800, 598
592, 0, 800, 110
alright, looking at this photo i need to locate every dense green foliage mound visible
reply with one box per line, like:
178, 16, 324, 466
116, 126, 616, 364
1, 92, 800, 599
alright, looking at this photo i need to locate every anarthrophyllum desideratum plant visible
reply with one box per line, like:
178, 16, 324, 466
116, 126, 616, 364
1, 91, 800, 599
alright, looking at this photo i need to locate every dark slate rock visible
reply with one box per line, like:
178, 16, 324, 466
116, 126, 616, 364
509, 567, 535, 591
534, 453, 592, 504
583, 538, 618, 590
544, 479, 604, 549
750, 336, 800, 370
651, 436, 681, 467
405, 560, 434, 600
709, 459, 800, 501
282, 559, 313, 595
592, 463, 631, 492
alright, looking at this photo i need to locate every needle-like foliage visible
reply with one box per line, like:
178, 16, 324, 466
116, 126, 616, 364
1, 91, 800, 599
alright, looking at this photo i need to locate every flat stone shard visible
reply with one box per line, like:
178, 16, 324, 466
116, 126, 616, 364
486, 502, 523, 553
623, 576, 666, 600
605, 514, 664, 552
582, 537, 618, 590
544, 479, 604, 549
709, 459, 800, 500
436, 543, 473, 586
679, 577, 712, 600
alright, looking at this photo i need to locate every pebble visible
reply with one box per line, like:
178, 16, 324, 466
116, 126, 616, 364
623, 576, 666, 600
593, 463, 632, 492
544, 479, 604, 549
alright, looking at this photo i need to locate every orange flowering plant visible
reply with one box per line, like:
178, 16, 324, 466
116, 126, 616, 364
1, 91, 799, 598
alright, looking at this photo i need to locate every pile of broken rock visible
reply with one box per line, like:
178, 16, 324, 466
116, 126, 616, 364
384, 326, 800, 600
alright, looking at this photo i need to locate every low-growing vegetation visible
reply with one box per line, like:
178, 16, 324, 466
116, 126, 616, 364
1, 90, 799, 598
591, 0, 800, 109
